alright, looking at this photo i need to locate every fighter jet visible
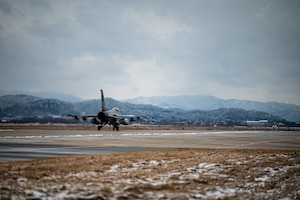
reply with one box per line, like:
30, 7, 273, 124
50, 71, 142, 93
69, 90, 143, 131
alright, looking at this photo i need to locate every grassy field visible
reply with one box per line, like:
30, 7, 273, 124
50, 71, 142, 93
1, 149, 299, 199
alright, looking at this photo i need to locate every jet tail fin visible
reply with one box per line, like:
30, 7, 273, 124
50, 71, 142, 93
101, 89, 108, 111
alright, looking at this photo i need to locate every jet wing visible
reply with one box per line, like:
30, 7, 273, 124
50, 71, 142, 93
118, 114, 148, 122
105, 114, 147, 122
68, 114, 97, 121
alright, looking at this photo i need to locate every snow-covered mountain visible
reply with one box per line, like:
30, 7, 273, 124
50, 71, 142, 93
1, 91, 299, 122
124, 95, 224, 110
124, 95, 300, 122
0, 95, 291, 125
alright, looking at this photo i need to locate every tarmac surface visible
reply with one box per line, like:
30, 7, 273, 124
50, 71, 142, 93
0, 128, 300, 162
0, 143, 175, 162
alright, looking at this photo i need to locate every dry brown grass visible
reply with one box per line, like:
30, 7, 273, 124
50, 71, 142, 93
1, 149, 299, 199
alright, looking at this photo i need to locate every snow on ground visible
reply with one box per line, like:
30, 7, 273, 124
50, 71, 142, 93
1, 150, 299, 199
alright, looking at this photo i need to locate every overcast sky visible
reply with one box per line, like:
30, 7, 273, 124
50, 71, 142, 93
0, 0, 299, 104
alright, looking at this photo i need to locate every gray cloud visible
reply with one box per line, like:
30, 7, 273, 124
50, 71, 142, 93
0, 0, 299, 104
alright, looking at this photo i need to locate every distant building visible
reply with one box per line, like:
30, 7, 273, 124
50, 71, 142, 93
245, 120, 269, 127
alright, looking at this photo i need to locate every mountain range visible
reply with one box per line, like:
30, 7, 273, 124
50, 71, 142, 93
0, 90, 82, 102
124, 95, 300, 122
2, 90, 299, 122
0, 93, 298, 126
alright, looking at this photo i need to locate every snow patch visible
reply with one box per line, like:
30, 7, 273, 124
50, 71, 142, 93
106, 164, 119, 173
205, 188, 236, 198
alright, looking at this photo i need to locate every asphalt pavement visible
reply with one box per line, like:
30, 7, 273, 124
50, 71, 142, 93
0, 143, 176, 162
0, 130, 299, 162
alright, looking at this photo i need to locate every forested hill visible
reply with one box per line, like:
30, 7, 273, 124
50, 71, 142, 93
125, 95, 300, 122
0, 94, 294, 126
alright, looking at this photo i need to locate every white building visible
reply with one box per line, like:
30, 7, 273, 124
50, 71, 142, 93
245, 120, 268, 127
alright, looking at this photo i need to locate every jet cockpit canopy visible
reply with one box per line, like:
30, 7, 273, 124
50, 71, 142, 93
112, 107, 120, 114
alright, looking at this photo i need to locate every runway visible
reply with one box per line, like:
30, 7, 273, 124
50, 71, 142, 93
0, 129, 299, 162
0, 143, 174, 162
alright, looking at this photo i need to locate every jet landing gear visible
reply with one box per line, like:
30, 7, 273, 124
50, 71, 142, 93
113, 125, 119, 131
97, 124, 105, 131
97, 124, 119, 131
